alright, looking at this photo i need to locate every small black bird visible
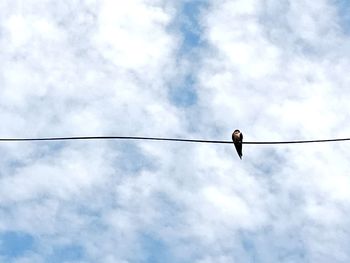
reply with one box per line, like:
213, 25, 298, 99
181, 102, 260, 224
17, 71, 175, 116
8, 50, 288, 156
232, 130, 243, 159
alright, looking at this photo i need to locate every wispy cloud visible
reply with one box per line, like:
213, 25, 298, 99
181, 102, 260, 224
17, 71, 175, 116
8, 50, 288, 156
1, 0, 350, 262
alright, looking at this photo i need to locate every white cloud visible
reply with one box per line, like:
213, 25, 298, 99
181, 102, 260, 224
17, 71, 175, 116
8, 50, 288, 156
0, 0, 183, 261
1, 0, 350, 262
193, 0, 350, 261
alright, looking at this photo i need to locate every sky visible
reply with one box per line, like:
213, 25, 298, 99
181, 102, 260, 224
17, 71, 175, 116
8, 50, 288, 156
1, 0, 350, 262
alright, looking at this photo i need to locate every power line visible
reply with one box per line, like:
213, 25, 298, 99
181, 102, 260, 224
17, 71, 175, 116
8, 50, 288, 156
0, 136, 349, 144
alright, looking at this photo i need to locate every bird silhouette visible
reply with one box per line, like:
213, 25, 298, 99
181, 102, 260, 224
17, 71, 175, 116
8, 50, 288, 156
232, 130, 243, 159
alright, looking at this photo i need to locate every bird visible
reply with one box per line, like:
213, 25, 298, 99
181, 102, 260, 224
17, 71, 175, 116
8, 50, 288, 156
232, 130, 243, 159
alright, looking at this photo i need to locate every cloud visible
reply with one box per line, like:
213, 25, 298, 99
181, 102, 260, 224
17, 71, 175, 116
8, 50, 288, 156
1, 0, 350, 262
0, 0, 182, 261
193, 0, 350, 261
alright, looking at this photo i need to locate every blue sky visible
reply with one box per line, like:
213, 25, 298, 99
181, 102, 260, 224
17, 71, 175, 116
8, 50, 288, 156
1, 0, 350, 262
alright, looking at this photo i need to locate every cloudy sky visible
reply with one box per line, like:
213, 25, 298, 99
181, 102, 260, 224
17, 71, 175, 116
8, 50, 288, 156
1, 0, 350, 262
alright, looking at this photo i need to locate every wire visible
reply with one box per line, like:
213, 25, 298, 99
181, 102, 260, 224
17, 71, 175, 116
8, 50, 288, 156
244, 138, 350, 144
0, 136, 349, 144
0, 136, 229, 143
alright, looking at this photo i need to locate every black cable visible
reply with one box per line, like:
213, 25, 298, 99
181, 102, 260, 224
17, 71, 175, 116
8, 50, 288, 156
244, 138, 350, 144
0, 136, 349, 144
0, 136, 228, 143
